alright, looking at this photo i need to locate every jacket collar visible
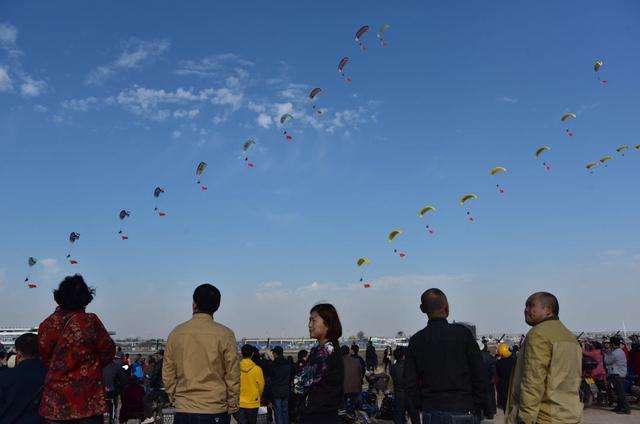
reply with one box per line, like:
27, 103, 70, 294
427, 317, 448, 325
192, 312, 214, 321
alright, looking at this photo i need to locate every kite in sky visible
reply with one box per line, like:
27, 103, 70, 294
356, 256, 372, 287
377, 24, 390, 48
309, 88, 323, 116
118, 209, 131, 240
418, 205, 437, 235
535, 146, 552, 172
355, 25, 370, 51
594, 60, 607, 85
67, 232, 80, 264
153, 187, 167, 216
280, 114, 294, 141
490, 166, 507, 194
196, 161, 208, 191
561, 112, 577, 137
338, 57, 352, 83
460, 193, 478, 222
25, 257, 38, 288
387, 229, 406, 258
242, 139, 256, 168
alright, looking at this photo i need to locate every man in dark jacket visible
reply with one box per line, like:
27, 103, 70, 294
404, 288, 486, 423
389, 346, 419, 424
0, 333, 46, 424
366, 341, 378, 372
480, 339, 497, 419
342, 345, 363, 411
271, 346, 291, 424
350, 344, 366, 379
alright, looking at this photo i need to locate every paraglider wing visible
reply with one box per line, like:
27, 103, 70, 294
28, 257, 37, 267
338, 57, 349, 73
490, 166, 507, 176
594, 60, 603, 72
69, 232, 80, 243
280, 114, 293, 125
196, 161, 207, 177
119, 210, 130, 220
635, 144, 640, 150
616, 145, 629, 153
561, 112, 577, 122
387, 229, 403, 242
355, 25, 370, 41
459, 193, 478, 206
243, 139, 255, 152
535, 146, 551, 159
356, 257, 372, 267
153, 187, 165, 198
585, 162, 597, 170
600, 155, 613, 163
309, 88, 322, 99
418, 205, 437, 217
378, 24, 390, 38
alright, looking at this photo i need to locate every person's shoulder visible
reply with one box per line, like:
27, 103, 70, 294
211, 321, 236, 339
409, 327, 427, 343
168, 318, 193, 337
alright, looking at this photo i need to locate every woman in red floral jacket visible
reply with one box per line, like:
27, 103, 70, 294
38, 274, 115, 424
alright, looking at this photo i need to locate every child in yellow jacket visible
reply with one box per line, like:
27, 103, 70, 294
236, 344, 265, 424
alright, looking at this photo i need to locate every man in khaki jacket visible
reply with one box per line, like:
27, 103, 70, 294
506, 292, 582, 424
163, 284, 240, 424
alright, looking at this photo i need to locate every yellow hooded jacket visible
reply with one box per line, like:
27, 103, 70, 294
239, 358, 265, 409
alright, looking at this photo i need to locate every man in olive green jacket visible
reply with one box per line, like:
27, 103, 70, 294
506, 292, 582, 424
163, 284, 240, 424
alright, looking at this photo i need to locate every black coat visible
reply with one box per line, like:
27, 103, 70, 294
271, 356, 291, 399
495, 355, 516, 411
404, 318, 487, 414
0, 358, 46, 424
300, 343, 344, 418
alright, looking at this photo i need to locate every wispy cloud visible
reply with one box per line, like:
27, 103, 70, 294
0, 67, 11, 92
497, 96, 518, 104
86, 38, 170, 85
261, 281, 283, 289
174, 53, 254, 78
0, 23, 17, 48
0, 22, 48, 97
62, 96, 100, 112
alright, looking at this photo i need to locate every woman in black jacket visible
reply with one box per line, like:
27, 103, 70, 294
294, 303, 344, 424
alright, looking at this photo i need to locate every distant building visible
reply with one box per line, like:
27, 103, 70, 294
1, 326, 116, 351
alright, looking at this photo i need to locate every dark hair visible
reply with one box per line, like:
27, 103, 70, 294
341, 345, 350, 355
15, 333, 39, 358
610, 336, 622, 347
591, 341, 602, 350
533, 292, 560, 317
241, 344, 254, 358
193, 284, 221, 315
297, 349, 308, 361
310, 303, 342, 343
351, 344, 360, 354
271, 346, 283, 356
420, 288, 447, 316
157, 349, 165, 356
53, 274, 95, 310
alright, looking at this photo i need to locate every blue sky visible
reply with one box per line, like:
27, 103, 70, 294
1, 1, 639, 339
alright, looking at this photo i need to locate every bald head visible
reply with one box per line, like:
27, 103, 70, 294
525, 291, 559, 326
420, 288, 449, 319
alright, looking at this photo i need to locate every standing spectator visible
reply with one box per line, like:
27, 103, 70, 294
389, 346, 419, 424
123, 353, 130, 367
38, 274, 115, 424
605, 336, 631, 415
350, 345, 366, 379
506, 292, 583, 423
365, 341, 378, 373
163, 283, 240, 424
0, 333, 46, 424
271, 346, 291, 424
341, 345, 363, 411
0, 344, 7, 369
404, 288, 486, 423
236, 344, 265, 424
131, 354, 144, 383
582, 341, 606, 382
103, 352, 128, 423
383, 347, 392, 373
291, 350, 309, 421
294, 304, 344, 424
480, 339, 497, 419
119, 375, 146, 423
495, 343, 516, 413
629, 336, 640, 377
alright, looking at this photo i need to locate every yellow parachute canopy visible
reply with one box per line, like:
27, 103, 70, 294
497, 343, 512, 358
616, 145, 629, 153
356, 257, 372, 267
459, 193, 478, 206
561, 112, 577, 122
387, 230, 403, 242
490, 166, 507, 176
594, 60, 603, 72
535, 146, 551, 159
635, 144, 640, 150
600, 155, 613, 163
585, 162, 598, 170
418, 205, 437, 218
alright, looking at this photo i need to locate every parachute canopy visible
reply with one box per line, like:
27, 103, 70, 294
357, 257, 372, 267
280, 114, 293, 125
585, 162, 598, 170
28, 257, 37, 267
153, 187, 165, 198
600, 155, 613, 163
561, 112, 577, 122
535, 146, 551, 159
616, 145, 629, 153
69, 232, 80, 243
338, 57, 349, 73
418, 205, 437, 217
309, 88, 322, 99
635, 144, 640, 150
387, 229, 403, 242
378, 24, 390, 38
243, 139, 255, 152
119, 210, 130, 220
490, 166, 507, 176
355, 25, 370, 41
594, 60, 603, 72
196, 161, 207, 176
459, 193, 478, 206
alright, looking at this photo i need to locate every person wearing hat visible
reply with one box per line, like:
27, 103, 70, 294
605, 336, 631, 415
495, 343, 516, 413
270, 346, 292, 424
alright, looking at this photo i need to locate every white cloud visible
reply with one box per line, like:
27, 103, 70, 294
110, 86, 214, 121
0, 67, 12, 92
0, 23, 17, 47
20, 77, 47, 97
498, 96, 518, 104
257, 113, 272, 128
172, 130, 181, 139
34, 104, 48, 113
62, 96, 100, 111
173, 108, 200, 119
261, 281, 283, 289
247, 101, 266, 113
35, 258, 63, 284
174, 53, 254, 78
273, 102, 293, 117
211, 87, 243, 110
86, 38, 170, 85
